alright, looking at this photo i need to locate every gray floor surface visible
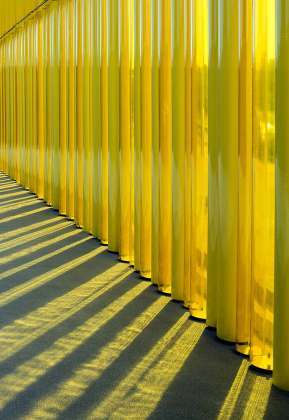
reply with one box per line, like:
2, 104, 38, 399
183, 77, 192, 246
0, 172, 289, 419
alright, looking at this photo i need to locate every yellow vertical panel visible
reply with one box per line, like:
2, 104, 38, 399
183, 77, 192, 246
183, 0, 192, 310
37, 11, 45, 199
23, 25, 29, 185
42, 6, 49, 203
11, 35, 17, 180
207, 0, 219, 328
108, 0, 120, 252
100, 0, 108, 244
7, 37, 10, 176
15, 25, 20, 183
171, 0, 185, 301
251, 0, 275, 370
134, 0, 141, 272
236, 0, 253, 354
13, 34, 17, 180
2, 39, 6, 173
15, 31, 21, 183
1, 39, 5, 172
59, 0, 68, 215
19, 26, 26, 187
158, 0, 172, 294
91, 0, 102, 239
75, 0, 84, 227
119, 0, 132, 261
31, 18, 38, 194
25, 22, 32, 190
188, 0, 208, 319
275, 0, 289, 391
67, 0, 76, 220
6, 38, 9, 174
29, 20, 36, 192
217, 0, 239, 341
8, 36, 15, 179
4, 39, 9, 175
45, 7, 52, 204
139, 0, 152, 278
151, 0, 160, 286
83, 0, 93, 232
50, 2, 60, 210
129, 0, 134, 265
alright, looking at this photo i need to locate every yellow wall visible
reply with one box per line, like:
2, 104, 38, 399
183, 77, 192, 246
1, 0, 289, 392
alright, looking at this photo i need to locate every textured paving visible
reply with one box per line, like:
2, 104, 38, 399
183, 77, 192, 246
0, 172, 289, 419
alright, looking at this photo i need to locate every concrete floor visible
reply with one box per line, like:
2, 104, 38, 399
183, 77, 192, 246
0, 172, 289, 420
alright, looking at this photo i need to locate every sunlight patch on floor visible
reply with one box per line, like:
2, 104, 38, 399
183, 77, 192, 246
0, 220, 74, 253
0, 246, 106, 307
0, 217, 66, 242
217, 360, 250, 419
0, 206, 49, 224
0, 198, 39, 214
241, 376, 271, 420
0, 264, 131, 362
0, 280, 152, 410
0, 227, 81, 265
93, 315, 204, 419
25, 295, 169, 419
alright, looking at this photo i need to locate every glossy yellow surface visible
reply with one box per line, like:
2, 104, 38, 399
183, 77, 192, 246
208, 0, 239, 341
207, 0, 219, 329
187, 0, 208, 319
156, 0, 172, 294
236, 0, 253, 355
107, 0, 120, 253
151, 0, 160, 287
251, 0, 275, 370
171, 0, 185, 301
274, 0, 289, 391
119, 0, 133, 262
134, 0, 152, 279
0, 0, 287, 390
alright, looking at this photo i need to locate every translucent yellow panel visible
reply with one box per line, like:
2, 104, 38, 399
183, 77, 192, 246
139, 0, 152, 278
107, 0, 120, 252
75, 0, 84, 227
134, 0, 141, 273
171, 0, 185, 301
184, 0, 208, 319
100, 0, 108, 245
44, 6, 52, 205
207, 0, 219, 328
37, 10, 45, 199
67, 0, 76, 220
151, 0, 160, 287
59, 0, 68, 215
251, 0, 275, 370
50, 2, 60, 210
91, 0, 101, 239
208, 0, 239, 342
152, 0, 172, 294
236, 0, 253, 355
134, 0, 152, 278
275, 0, 289, 391
119, 0, 133, 262
82, 0, 93, 233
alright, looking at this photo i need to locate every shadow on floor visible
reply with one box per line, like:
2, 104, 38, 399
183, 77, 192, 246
0, 173, 289, 419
